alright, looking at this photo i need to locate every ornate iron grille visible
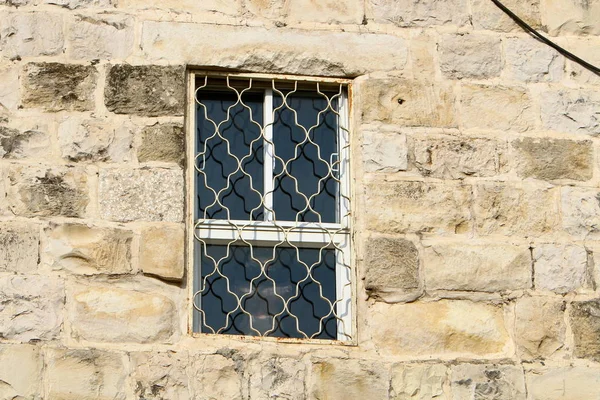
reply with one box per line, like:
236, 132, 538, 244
191, 74, 352, 341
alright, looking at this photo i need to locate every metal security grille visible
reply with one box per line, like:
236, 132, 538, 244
190, 73, 352, 341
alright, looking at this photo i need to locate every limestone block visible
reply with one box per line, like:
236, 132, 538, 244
285, 0, 363, 24
140, 22, 408, 76
67, 14, 134, 60
542, 0, 600, 36
69, 283, 177, 343
131, 351, 190, 400
358, 77, 456, 128
0, 65, 19, 111
46, 348, 127, 400
363, 235, 420, 302
409, 32, 436, 79
21, 63, 97, 112
540, 89, 600, 136
44, 0, 113, 9
138, 123, 184, 164
471, 0, 540, 31
244, 0, 284, 19
0, 344, 42, 400
105, 64, 185, 117
450, 364, 526, 400
390, 364, 448, 400
460, 84, 534, 132
99, 167, 184, 222
58, 116, 134, 162
361, 125, 408, 173
249, 357, 305, 400
140, 223, 184, 280
504, 37, 563, 82
570, 299, 600, 362
7, 165, 89, 218
0, 12, 64, 59
512, 137, 592, 181
44, 223, 133, 275
365, 181, 471, 234
366, 0, 469, 27
0, 125, 51, 160
533, 244, 588, 293
560, 37, 600, 86
561, 186, 600, 238
370, 300, 511, 357
310, 358, 390, 400
473, 182, 559, 237
189, 354, 244, 400
0, 276, 64, 341
118, 0, 239, 15
411, 134, 507, 179
526, 367, 600, 400
0, 222, 39, 273
514, 296, 565, 359
438, 34, 502, 80
423, 242, 531, 292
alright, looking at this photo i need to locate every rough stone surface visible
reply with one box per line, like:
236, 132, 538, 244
366, 0, 469, 27
471, 0, 540, 31
561, 37, 600, 86
423, 242, 531, 292
44, 0, 113, 8
0, 222, 39, 274
570, 299, 600, 362
99, 168, 184, 222
189, 354, 244, 400
526, 367, 600, 400
285, 0, 363, 24
540, 89, 600, 136
438, 33, 502, 79
67, 15, 134, 59
0, 12, 64, 59
44, 223, 133, 275
390, 363, 448, 399
450, 364, 526, 400
117, 0, 239, 15
21, 63, 97, 112
542, 0, 600, 36
105, 64, 185, 117
361, 124, 408, 173
533, 244, 588, 293
0, 66, 20, 112
0, 344, 42, 399
249, 357, 305, 400
512, 137, 592, 181
0, 125, 51, 160
138, 123, 184, 164
0, 276, 64, 341
561, 186, 600, 238
363, 235, 420, 302
515, 296, 566, 359
140, 223, 184, 280
504, 37, 563, 82
131, 351, 190, 400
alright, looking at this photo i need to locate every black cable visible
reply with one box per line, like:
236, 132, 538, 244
490, 0, 600, 76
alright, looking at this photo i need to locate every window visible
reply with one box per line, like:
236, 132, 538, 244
189, 72, 352, 342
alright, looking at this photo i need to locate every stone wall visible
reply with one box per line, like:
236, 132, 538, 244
0, 0, 599, 398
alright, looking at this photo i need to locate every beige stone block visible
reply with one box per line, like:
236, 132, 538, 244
140, 22, 408, 76
189, 354, 244, 400
365, 181, 472, 235
512, 137, 592, 181
0, 12, 64, 59
559, 37, 600, 86
439, 33, 502, 80
423, 242, 531, 292
533, 244, 588, 293
471, 0, 540, 31
0, 65, 20, 112
515, 296, 565, 359
561, 186, 600, 238
526, 367, 600, 400
244, 0, 284, 19
46, 348, 127, 400
44, 0, 113, 8
450, 364, 526, 400
285, 0, 363, 24
44, 223, 133, 275
473, 182, 559, 237
118, 0, 240, 15
249, 357, 305, 399
358, 77, 456, 128
362, 124, 408, 173
390, 364, 448, 400
370, 300, 511, 357
570, 299, 600, 362
99, 167, 184, 222
0, 222, 38, 274
542, 0, 600, 36
69, 283, 177, 343
0, 345, 42, 400
504, 37, 563, 82
540, 88, 600, 136
0, 276, 64, 341
366, 0, 469, 27
140, 223, 184, 280
67, 14, 134, 60
138, 123, 184, 165
411, 134, 507, 179
131, 351, 190, 400
0, 125, 51, 160
409, 32, 436, 79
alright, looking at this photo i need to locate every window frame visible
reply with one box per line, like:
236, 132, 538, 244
186, 70, 356, 344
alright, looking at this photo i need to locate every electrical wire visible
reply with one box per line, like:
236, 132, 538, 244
490, 0, 600, 76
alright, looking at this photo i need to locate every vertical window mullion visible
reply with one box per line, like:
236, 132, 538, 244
263, 88, 275, 222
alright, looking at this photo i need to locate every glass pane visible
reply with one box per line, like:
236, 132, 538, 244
196, 92, 264, 221
194, 244, 337, 339
272, 92, 339, 223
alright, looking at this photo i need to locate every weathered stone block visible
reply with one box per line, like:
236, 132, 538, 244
140, 223, 184, 280
450, 364, 526, 400
526, 367, 600, 400
471, 0, 540, 31
504, 37, 563, 82
438, 33, 502, 80
44, 0, 113, 8
7, 165, 89, 218
131, 351, 190, 400
460, 84, 534, 132
189, 354, 244, 400
512, 137, 592, 181
361, 125, 408, 173
118, 0, 239, 15
0, 222, 39, 273
21, 63, 97, 112
561, 37, 600, 87
533, 244, 588, 293
0, 276, 64, 341
0, 345, 42, 400
44, 223, 133, 275
542, 0, 600, 36
515, 296, 565, 359
99, 168, 184, 222
104, 64, 185, 117
0, 12, 64, 59
390, 364, 448, 399
0, 125, 51, 160
46, 348, 127, 400
411, 134, 507, 179
365, 181, 471, 234
286, 0, 363, 24
363, 235, 420, 302
370, 300, 511, 357
0, 65, 20, 111
249, 357, 305, 400
570, 299, 600, 362
138, 123, 184, 164
561, 186, 600, 238
540, 89, 600, 136
366, 0, 469, 27
423, 242, 531, 292
67, 15, 134, 60
69, 283, 177, 343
